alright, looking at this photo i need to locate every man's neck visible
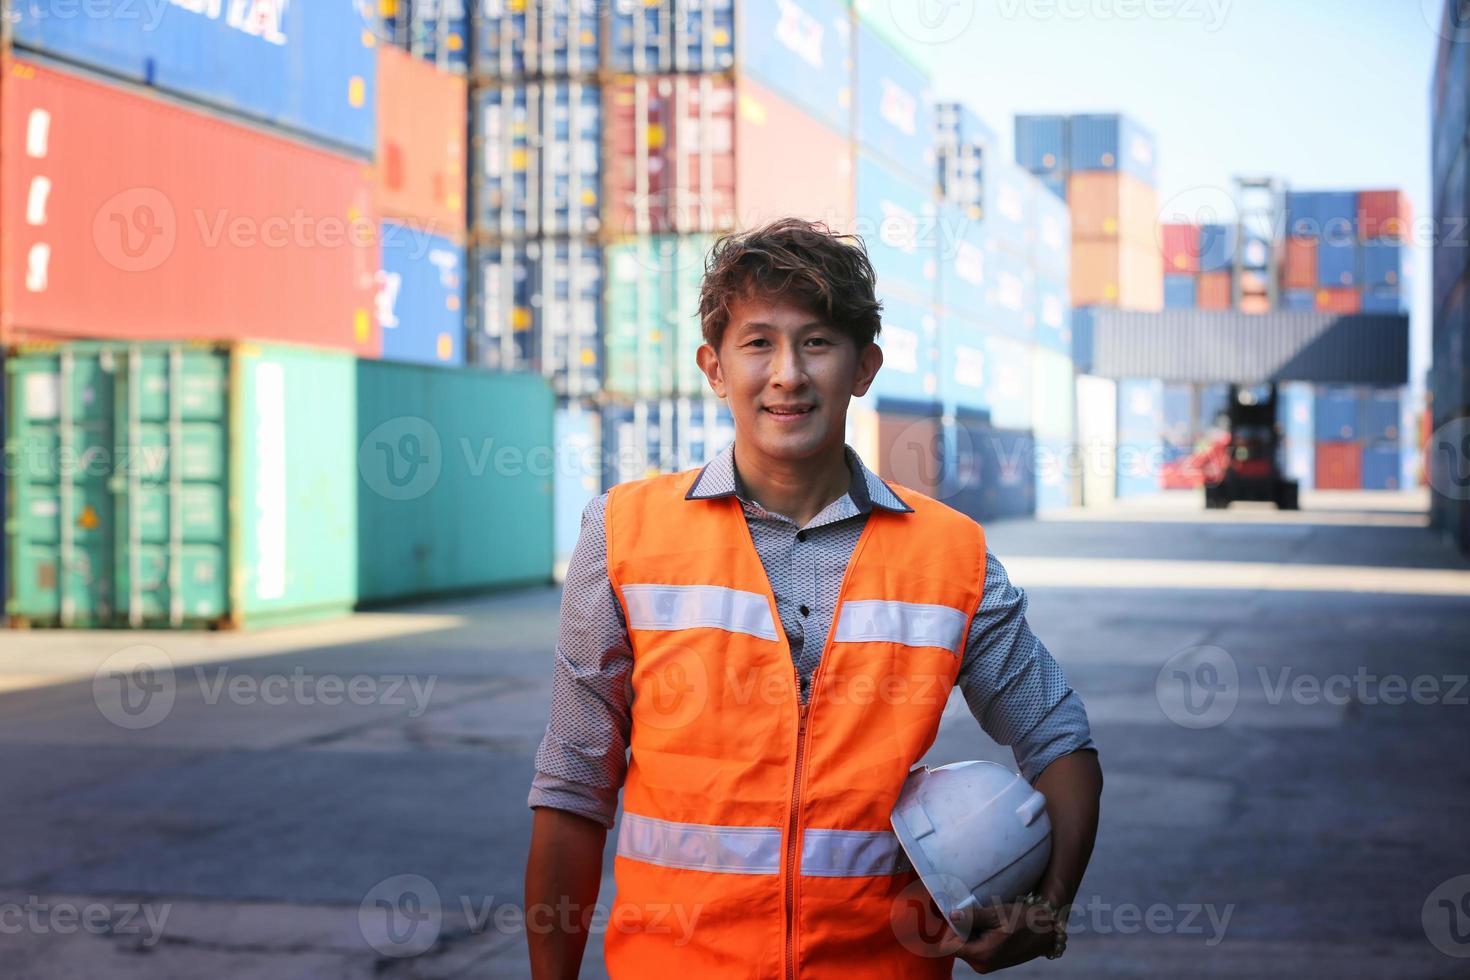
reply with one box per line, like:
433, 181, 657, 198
732, 439, 852, 529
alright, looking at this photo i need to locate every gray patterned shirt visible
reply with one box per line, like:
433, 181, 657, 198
529, 442, 1096, 829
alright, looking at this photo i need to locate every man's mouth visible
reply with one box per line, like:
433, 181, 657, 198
764, 406, 814, 418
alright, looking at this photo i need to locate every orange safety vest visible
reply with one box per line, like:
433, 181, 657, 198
602, 466, 987, 979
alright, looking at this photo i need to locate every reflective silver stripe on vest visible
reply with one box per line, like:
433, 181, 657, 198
621, 584, 779, 641
617, 812, 783, 874
617, 815, 913, 878
801, 828, 912, 877
833, 599, 968, 654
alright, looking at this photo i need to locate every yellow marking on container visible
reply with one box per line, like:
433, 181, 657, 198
437, 334, 453, 361
355, 309, 371, 341
78, 505, 99, 531
513, 307, 532, 331
349, 77, 367, 108
739, 94, 767, 125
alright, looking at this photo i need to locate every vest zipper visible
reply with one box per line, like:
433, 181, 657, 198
785, 675, 808, 980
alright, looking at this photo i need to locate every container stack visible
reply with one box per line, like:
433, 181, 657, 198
1160, 223, 1235, 310
2, 8, 553, 627
1429, 0, 1470, 553
1280, 190, 1411, 315
1016, 113, 1163, 311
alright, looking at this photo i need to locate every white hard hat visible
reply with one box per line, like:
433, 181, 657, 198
890, 761, 1052, 941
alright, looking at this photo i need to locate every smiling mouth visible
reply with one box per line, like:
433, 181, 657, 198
764, 406, 814, 417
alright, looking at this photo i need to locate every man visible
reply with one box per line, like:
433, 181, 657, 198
526, 218, 1102, 978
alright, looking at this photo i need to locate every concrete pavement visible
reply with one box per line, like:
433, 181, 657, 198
1, 489, 1467, 978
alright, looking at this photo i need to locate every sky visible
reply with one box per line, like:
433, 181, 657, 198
870, 0, 1442, 396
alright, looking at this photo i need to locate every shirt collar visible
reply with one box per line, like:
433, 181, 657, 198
685, 441, 914, 514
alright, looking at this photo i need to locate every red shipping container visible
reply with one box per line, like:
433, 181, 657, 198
1315, 441, 1362, 489
1160, 223, 1199, 273
1, 59, 379, 354
1357, 190, 1411, 241
1282, 236, 1318, 289
1196, 272, 1232, 310
376, 46, 466, 236
605, 74, 853, 236
1314, 287, 1361, 314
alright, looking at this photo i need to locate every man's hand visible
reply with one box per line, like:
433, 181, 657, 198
953, 901, 1061, 975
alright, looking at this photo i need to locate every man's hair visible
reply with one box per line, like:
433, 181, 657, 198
697, 218, 883, 351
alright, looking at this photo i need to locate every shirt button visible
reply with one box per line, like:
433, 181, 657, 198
796, 530, 807, 542
800, 604, 810, 616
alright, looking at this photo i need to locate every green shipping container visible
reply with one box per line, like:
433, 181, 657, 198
5, 342, 357, 629
603, 234, 714, 399
355, 361, 554, 603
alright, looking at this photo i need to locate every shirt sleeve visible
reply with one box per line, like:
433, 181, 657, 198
955, 548, 1097, 783
527, 492, 634, 830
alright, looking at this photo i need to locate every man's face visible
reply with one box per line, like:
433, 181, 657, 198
696, 294, 883, 462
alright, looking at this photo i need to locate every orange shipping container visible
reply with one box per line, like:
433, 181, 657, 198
1315, 287, 1361, 313
376, 46, 467, 235
1283, 236, 1318, 289
1238, 293, 1270, 315
1, 58, 379, 353
605, 74, 854, 236
1357, 190, 1411, 241
1072, 239, 1163, 310
1197, 272, 1233, 310
1067, 171, 1158, 244
1315, 441, 1362, 489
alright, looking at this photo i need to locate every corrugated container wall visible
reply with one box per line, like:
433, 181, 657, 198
6, 342, 356, 629
857, 152, 938, 299
473, 240, 602, 397
376, 45, 467, 235
11, 2, 377, 155
378, 221, 466, 366
602, 397, 735, 487
473, 81, 601, 238
854, 21, 935, 182
477, 0, 600, 77
603, 234, 713, 399
356, 363, 553, 604
1, 61, 380, 356
381, 0, 471, 74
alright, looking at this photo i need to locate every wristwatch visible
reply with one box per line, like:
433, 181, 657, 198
1018, 892, 1068, 960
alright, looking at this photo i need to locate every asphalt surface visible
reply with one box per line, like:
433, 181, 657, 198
1, 489, 1467, 979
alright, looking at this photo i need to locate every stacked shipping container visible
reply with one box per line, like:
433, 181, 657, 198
1429, 0, 1470, 553
1281, 190, 1411, 315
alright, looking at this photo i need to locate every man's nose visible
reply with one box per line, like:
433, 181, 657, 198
770, 341, 805, 387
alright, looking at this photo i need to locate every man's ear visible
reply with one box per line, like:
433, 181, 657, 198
852, 341, 883, 398
696, 343, 726, 398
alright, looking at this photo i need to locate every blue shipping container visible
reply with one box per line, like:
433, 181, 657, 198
936, 206, 988, 318
867, 290, 938, 405
13, 2, 376, 155
607, 0, 736, 75
1117, 379, 1164, 441
1317, 238, 1358, 288
1199, 224, 1235, 273
1014, 115, 1068, 176
474, 240, 602, 397
945, 414, 1036, 522
982, 239, 1030, 341
856, 22, 935, 181
1361, 287, 1404, 313
479, 0, 600, 77
737, 0, 852, 135
984, 161, 1032, 254
1314, 385, 1361, 441
1281, 288, 1317, 312
1069, 114, 1157, 185
1361, 241, 1403, 286
1032, 276, 1071, 356
1278, 383, 1316, 445
1362, 443, 1402, 490
1361, 388, 1401, 442
554, 404, 601, 574
982, 334, 1033, 431
1117, 441, 1164, 497
1282, 438, 1315, 489
1286, 191, 1358, 239
1034, 437, 1072, 511
857, 152, 938, 297
1162, 384, 1192, 446
383, 0, 470, 74
936, 101, 997, 152
1199, 383, 1230, 432
602, 397, 735, 489
1028, 177, 1072, 280
1164, 274, 1198, 309
937, 312, 988, 414
379, 221, 466, 366
938, 143, 983, 219
1039, 174, 1068, 202
474, 82, 601, 237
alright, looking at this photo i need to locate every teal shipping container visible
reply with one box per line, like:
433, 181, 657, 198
356, 362, 553, 604
6, 342, 356, 629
